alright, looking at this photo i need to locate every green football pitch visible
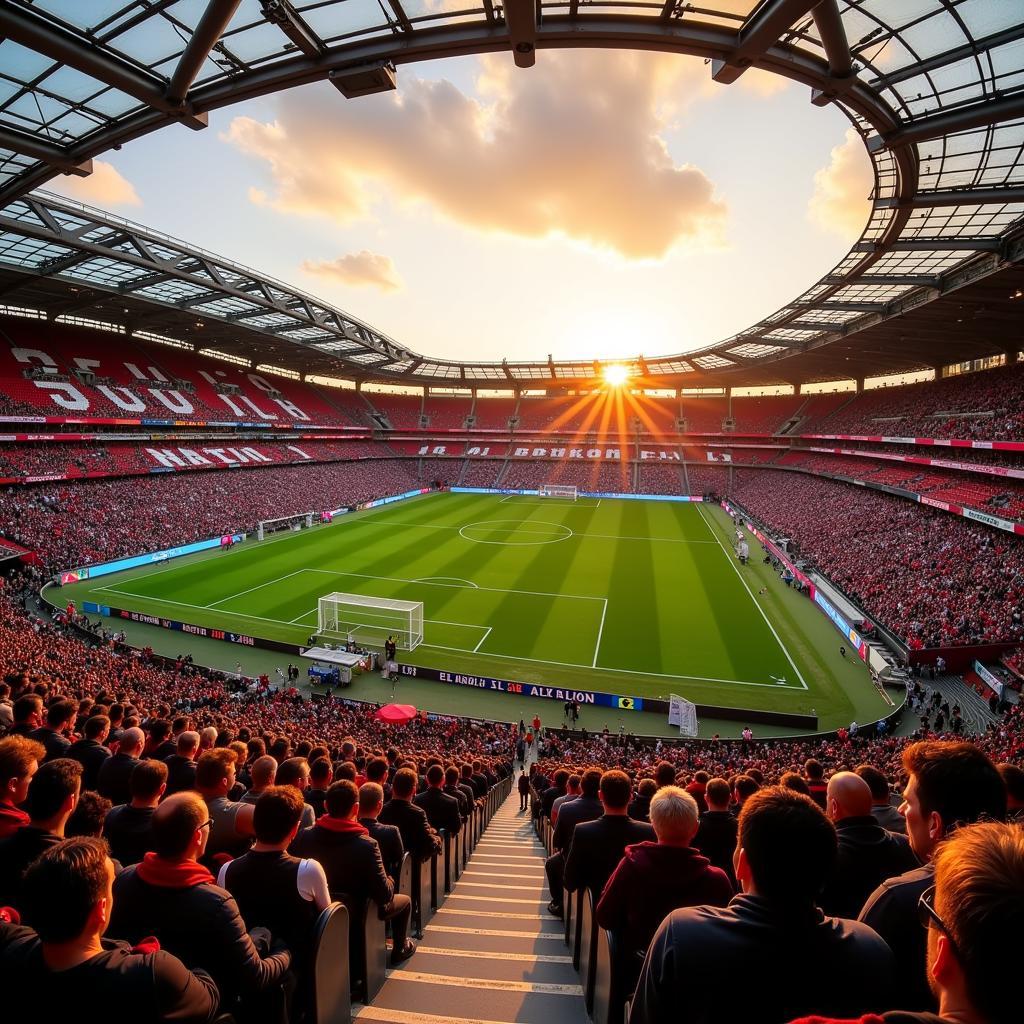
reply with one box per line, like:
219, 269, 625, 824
63, 491, 891, 733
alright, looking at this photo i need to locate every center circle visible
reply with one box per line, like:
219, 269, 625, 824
459, 519, 573, 546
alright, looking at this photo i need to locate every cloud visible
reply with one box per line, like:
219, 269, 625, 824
807, 128, 873, 237
302, 251, 403, 292
51, 160, 141, 208
222, 51, 726, 261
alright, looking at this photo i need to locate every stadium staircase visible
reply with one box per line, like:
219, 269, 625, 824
353, 787, 588, 1024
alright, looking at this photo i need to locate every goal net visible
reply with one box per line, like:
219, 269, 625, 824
316, 592, 424, 651
669, 694, 699, 738
540, 484, 577, 500
257, 511, 314, 542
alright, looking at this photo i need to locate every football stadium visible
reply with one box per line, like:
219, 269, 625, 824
0, 3, 1023, 1024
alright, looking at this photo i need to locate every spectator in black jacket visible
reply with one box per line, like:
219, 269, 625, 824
306, 757, 332, 819
0, 757, 81, 909
415, 764, 462, 836
630, 787, 894, 1024
358, 782, 404, 880
0, 837, 219, 1023
818, 772, 918, 920
97, 727, 144, 807
108, 791, 292, 1013
292, 779, 415, 965
28, 698, 76, 763
627, 778, 657, 823
564, 770, 655, 900
0, 735, 43, 841
692, 777, 738, 889
103, 759, 167, 867
856, 763, 907, 835
444, 765, 472, 817
859, 741, 1006, 1013
540, 769, 569, 819
517, 769, 530, 811
68, 715, 111, 792
545, 768, 605, 917
163, 730, 199, 796
379, 768, 442, 863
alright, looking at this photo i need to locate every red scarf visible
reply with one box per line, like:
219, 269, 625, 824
0, 801, 29, 840
316, 816, 368, 835
136, 853, 215, 888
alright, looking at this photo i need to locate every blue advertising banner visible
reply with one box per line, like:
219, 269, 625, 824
451, 486, 700, 503
63, 532, 245, 581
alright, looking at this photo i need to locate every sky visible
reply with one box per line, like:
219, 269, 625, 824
50, 48, 872, 367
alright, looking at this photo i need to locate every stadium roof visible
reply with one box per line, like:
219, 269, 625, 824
0, 0, 1022, 389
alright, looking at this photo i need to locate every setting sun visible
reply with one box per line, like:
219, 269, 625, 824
602, 363, 631, 387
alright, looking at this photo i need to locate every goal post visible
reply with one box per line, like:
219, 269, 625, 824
316, 592, 423, 651
668, 694, 699, 737
257, 511, 314, 542
539, 484, 578, 500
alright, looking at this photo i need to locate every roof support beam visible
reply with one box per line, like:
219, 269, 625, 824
712, 0, 817, 85
0, 127, 92, 177
823, 274, 937, 287
260, 0, 323, 56
809, 0, 854, 105
167, 0, 243, 104
796, 301, 886, 312
0, 2, 205, 128
870, 93, 1024, 152
387, 0, 414, 33
877, 186, 1024, 209
854, 238, 1001, 253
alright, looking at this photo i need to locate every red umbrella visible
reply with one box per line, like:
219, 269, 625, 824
375, 703, 418, 724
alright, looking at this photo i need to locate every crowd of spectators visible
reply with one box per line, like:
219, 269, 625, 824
732, 470, 1024, 649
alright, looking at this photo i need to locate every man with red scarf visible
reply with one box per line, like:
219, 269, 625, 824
292, 778, 415, 965
108, 792, 292, 1019
0, 736, 43, 839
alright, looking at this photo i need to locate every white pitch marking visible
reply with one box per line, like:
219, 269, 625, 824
205, 570, 306, 608
592, 598, 608, 668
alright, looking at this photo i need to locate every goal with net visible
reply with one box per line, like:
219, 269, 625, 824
539, 484, 578, 500
316, 592, 424, 651
257, 511, 314, 542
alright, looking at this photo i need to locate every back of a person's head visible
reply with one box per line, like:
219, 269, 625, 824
392, 767, 417, 799
21, 837, 109, 943
367, 757, 388, 782
581, 768, 602, 799
359, 782, 384, 816
804, 759, 824, 781
254, 786, 304, 844
734, 774, 759, 802
693, 771, 709, 785
46, 698, 76, 729
0, 734, 45, 785
325, 779, 359, 818
997, 762, 1024, 806
28, 758, 82, 821
599, 770, 631, 810
705, 777, 731, 809
855, 764, 891, 802
655, 761, 676, 788
310, 757, 333, 787
130, 759, 168, 801
444, 766, 459, 787
195, 747, 237, 790
903, 741, 1006, 831
932, 821, 1024, 1024
780, 771, 811, 796
650, 786, 699, 842
637, 778, 658, 799
120, 726, 146, 754
152, 791, 207, 859
426, 764, 444, 787
84, 715, 110, 741
66, 791, 112, 839
13, 694, 42, 724
148, 719, 171, 742
276, 756, 309, 788
566, 774, 582, 793
335, 761, 357, 782
738, 786, 837, 904
553, 769, 569, 789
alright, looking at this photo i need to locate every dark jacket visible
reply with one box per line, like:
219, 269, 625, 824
563, 815, 655, 896
27, 726, 71, 763
359, 818, 404, 880
552, 795, 604, 854
163, 754, 197, 796
292, 822, 393, 908
632, 895, 895, 1024
97, 752, 141, 806
872, 802, 907, 835
103, 804, 156, 867
597, 842, 732, 955
540, 784, 566, 819
858, 863, 936, 1013
68, 737, 111, 791
379, 799, 442, 862
0, 827, 61, 908
444, 783, 470, 817
692, 810, 738, 888
109, 863, 291, 1006
517, 775, 530, 795
0, 923, 219, 1023
415, 787, 462, 835
306, 788, 328, 819
819, 816, 918, 921
627, 794, 651, 823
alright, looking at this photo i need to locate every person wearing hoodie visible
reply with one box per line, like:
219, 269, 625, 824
109, 791, 292, 1014
819, 773, 918, 921
597, 786, 731, 965
292, 778, 415, 965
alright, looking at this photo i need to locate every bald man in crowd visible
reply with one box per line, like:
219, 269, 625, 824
818, 771, 918, 920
